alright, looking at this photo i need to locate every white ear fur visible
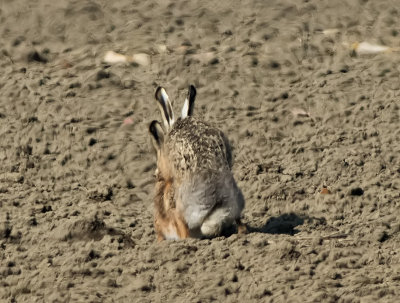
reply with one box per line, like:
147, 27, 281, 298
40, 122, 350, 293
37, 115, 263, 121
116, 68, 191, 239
181, 97, 189, 119
155, 87, 175, 130
181, 85, 196, 119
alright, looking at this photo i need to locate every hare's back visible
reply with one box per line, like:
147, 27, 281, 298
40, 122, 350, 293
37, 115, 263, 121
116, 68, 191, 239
166, 117, 232, 173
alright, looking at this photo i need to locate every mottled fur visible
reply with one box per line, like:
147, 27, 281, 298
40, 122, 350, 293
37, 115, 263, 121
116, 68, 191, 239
150, 86, 245, 241
165, 118, 232, 177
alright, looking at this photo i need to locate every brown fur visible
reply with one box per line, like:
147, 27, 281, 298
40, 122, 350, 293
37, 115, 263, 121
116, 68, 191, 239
236, 219, 248, 235
154, 172, 189, 241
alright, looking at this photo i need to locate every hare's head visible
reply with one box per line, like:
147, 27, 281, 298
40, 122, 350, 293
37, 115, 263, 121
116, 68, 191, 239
149, 85, 197, 179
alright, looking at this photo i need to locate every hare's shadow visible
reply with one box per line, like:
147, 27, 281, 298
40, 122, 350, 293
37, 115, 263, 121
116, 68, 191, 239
248, 212, 305, 235
221, 212, 310, 238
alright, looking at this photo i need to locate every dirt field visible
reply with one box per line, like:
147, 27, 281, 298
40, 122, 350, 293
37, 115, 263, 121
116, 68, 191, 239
1, 0, 400, 302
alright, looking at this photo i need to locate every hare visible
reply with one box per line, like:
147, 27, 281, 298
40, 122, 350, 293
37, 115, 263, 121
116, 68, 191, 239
149, 85, 246, 241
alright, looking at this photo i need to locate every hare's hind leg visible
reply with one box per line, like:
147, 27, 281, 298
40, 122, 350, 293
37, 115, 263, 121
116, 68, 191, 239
154, 178, 189, 241
173, 210, 190, 239
163, 211, 189, 240
155, 210, 189, 241
236, 218, 247, 235
200, 207, 228, 237
201, 175, 246, 237
154, 215, 168, 242
201, 212, 246, 237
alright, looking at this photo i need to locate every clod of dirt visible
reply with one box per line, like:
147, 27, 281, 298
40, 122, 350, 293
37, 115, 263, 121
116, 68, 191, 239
88, 138, 97, 146
209, 57, 219, 65
375, 230, 390, 243
52, 216, 108, 241
86, 249, 101, 262
27, 50, 48, 63
41, 205, 52, 213
87, 187, 113, 201
96, 70, 110, 81
320, 188, 331, 194
29, 217, 38, 226
350, 187, 364, 196
51, 215, 135, 248
0, 225, 12, 239
269, 60, 280, 69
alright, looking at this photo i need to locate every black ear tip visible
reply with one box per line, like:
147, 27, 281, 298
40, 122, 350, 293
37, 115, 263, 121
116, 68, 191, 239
149, 120, 158, 133
155, 86, 163, 100
188, 84, 196, 98
150, 120, 164, 148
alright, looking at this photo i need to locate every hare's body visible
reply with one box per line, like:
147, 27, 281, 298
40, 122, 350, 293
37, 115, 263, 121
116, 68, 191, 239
150, 86, 245, 241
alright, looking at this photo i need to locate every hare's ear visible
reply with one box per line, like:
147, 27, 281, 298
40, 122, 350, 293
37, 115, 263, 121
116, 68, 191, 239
149, 120, 164, 151
181, 85, 196, 119
155, 87, 175, 130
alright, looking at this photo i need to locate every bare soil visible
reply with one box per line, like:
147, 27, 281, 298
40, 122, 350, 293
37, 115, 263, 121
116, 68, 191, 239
1, 0, 400, 302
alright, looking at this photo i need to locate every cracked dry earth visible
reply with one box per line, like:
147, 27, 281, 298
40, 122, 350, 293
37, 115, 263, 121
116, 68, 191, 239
1, 0, 400, 302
